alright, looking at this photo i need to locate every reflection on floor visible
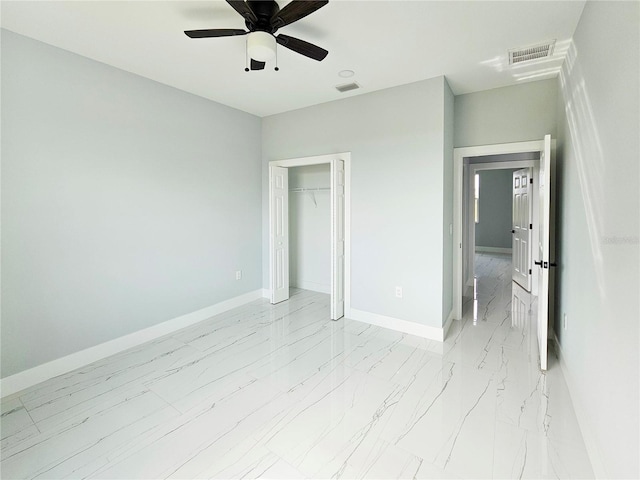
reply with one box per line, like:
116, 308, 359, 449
1, 253, 593, 479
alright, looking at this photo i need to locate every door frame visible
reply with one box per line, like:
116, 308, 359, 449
453, 140, 545, 320
268, 152, 351, 317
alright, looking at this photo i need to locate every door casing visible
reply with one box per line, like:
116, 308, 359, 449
453, 140, 546, 320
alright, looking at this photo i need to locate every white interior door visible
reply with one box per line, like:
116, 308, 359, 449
535, 135, 553, 370
512, 168, 533, 291
270, 166, 289, 304
330, 159, 345, 320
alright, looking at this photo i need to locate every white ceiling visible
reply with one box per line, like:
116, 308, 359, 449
1, 0, 585, 117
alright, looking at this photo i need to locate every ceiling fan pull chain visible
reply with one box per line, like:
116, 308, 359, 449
244, 37, 250, 72
275, 44, 279, 71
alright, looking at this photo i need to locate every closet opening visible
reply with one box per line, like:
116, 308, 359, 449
289, 164, 331, 295
268, 153, 351, 320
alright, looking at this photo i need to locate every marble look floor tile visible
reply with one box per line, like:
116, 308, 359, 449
90, 379, 291, 479
20, 337, 198, 426
0, 397, 40, 451
194, 436, 281, 479
380, 361, 497, 478
1, 388, 178, 479
0, 255, 594, 479
202, 439, 307, 480
256, 457, 308, 479
313, 437, 423, 479
492, 420, 594, 479
261, 363, 425, 478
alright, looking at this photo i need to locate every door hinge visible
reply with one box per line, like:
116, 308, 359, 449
530, 223, 533, 229
530, 178, 533, 184
529, 269, 532, 274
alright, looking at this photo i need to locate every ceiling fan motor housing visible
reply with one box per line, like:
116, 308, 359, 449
246, 0, 280, 33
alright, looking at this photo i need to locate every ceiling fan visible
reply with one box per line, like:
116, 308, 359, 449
184, 0, 329, 71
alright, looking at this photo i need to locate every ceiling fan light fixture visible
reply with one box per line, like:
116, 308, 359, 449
247, 31, 276, 62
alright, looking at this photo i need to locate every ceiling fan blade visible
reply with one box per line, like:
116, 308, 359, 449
226, 0, 257, 24
271, 0, 328, 29
276, 34, 328, 61
251, 59, 266, 70
184, 29, 247, 38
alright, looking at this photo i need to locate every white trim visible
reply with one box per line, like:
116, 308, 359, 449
0, 289, 264, 398
442, 309, 455, 340
344, 158, 352, 316
475, 246, 512, 254
553, 333, 607, 479
261, 288, 271, 299
268, 152, 351, 319
348, 308, 446, 342
455, 141, 545, 158
471, 160, 537, 171
269, 153, 342, 168
290, 280, 330, 295
454, 140, 545, 320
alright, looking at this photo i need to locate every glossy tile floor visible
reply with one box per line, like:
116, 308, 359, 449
1, 253, 594, 479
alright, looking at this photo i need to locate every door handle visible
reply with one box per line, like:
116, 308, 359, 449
534, 260, 557, 269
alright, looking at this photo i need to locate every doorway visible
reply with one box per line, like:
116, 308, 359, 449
268, 153, 351, 320
464, 157, 539, 299
453, 137, 556, 371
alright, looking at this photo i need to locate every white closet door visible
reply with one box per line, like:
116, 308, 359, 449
270, 166, 289, 304
330, 159, 345, 320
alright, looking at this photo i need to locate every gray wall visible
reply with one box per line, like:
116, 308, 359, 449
455, 78, 558, 147
1, 30, 263, 378
555, 2, 639, 477
263, 77, 450, 328
475, 169, 517, 249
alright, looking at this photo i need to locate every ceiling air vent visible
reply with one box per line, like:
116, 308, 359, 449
509, 40, 556, 65
335, 82, 360, 93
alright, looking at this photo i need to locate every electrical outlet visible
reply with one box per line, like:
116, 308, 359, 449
395, 286, 403, 298
235, 270, 242, 280
563, 313, 568, 330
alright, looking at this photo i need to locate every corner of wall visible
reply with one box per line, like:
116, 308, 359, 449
442, 77, 455, 326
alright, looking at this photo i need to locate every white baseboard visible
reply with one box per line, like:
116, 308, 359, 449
475, 246, 512, 254
443, 309, 455, 340
553, 333, 607, 479
261, 288, 271, 299
0, 289, 264, 398
290, 280, 330, 295
347, 308, 446, 342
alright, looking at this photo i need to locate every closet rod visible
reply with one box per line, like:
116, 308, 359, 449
289, 187, 330, 193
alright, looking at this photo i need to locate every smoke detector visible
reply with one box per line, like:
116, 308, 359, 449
508, 40, 556, 65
